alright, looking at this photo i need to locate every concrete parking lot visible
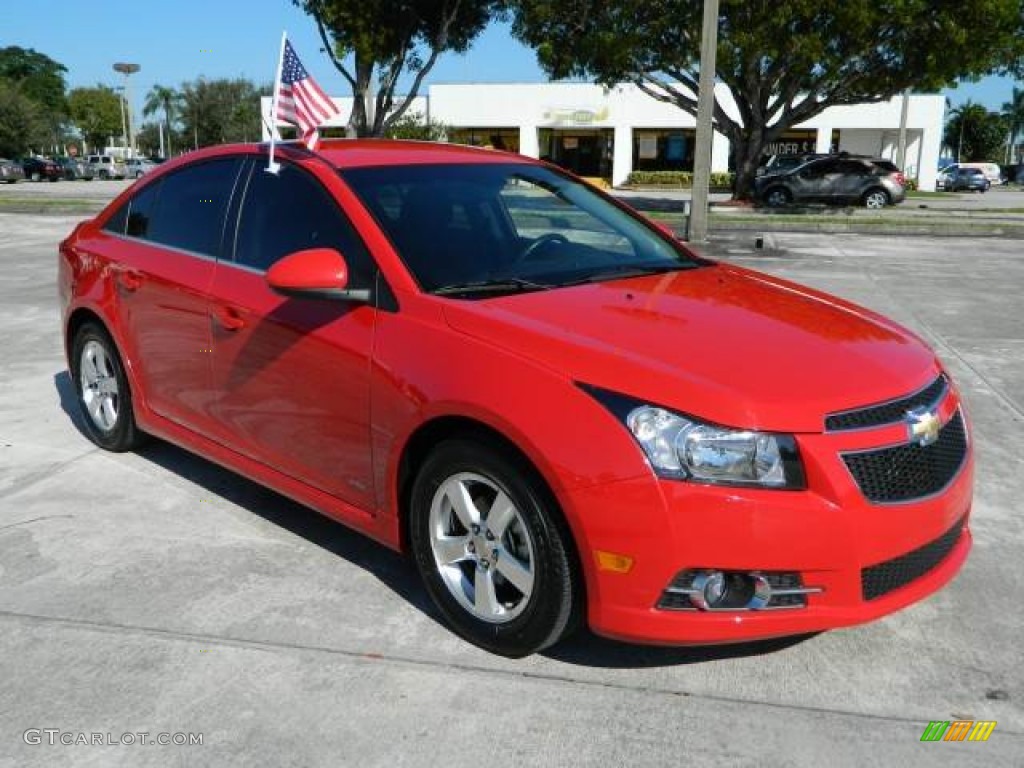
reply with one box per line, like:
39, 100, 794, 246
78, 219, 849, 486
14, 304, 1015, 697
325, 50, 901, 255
1, 206, 1022, 766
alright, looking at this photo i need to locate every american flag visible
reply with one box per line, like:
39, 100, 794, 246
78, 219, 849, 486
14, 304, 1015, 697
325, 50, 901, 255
275, 39, 340, 149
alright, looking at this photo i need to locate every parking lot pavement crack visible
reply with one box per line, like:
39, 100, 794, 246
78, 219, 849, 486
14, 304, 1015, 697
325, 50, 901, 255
2, 608, 1022, 737
0, 514, 75, 533
0, 450, 100, 500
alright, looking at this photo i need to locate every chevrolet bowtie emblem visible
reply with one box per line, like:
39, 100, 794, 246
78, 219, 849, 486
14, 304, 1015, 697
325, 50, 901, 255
905, 406, 941, 447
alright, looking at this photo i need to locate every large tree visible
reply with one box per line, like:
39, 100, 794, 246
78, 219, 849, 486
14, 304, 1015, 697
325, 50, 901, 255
944, 101, 1008, 162
294, 0, 500, 137
509, 0, 1024, 199
178, 78, 268, 148
0, 46, 67, 115
68, 86, 123, 151
0, 79, 51, 156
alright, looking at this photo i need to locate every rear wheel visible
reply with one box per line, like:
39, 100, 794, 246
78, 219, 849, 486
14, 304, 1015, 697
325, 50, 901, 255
70, 323, 144, 452
409, 439, 579, 657
862, 189, 889, 209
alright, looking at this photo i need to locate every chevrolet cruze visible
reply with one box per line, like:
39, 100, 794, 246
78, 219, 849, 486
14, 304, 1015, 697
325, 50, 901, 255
59, 141, 973, 657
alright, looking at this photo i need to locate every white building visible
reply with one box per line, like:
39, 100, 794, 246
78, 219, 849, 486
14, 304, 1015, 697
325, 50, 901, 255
263, 83, 944, 191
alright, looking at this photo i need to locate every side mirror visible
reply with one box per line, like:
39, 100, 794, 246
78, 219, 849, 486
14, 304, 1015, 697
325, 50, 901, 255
266, 248, 372, 303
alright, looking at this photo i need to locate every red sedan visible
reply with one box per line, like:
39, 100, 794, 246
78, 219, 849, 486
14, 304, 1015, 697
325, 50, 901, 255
58, 141, 973, 657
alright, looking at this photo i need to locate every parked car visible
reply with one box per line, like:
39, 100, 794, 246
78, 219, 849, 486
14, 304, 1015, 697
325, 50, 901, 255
21, 156, 62, 181
53, 156, 95, 181
0, 157, 26, 183
87, 154, 126, 180
124, 158, 157, 178
946, 167, 991, 193
60, 140, 972, 657
756, 156, 906, 208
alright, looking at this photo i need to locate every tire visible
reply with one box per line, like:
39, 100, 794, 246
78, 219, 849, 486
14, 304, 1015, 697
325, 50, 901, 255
764, 186, 791, 208
862, 189, 889, 209
70, 323, 144, 452
409, 439, 579, 657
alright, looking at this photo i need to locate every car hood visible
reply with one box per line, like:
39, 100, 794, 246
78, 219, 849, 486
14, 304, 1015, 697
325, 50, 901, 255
442, 263, 938, 432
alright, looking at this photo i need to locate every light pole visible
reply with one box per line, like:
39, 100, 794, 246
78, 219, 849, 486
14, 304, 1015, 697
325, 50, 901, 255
689, 0, 720, 242
113, 62, 140, 157
115, 86, 127, 155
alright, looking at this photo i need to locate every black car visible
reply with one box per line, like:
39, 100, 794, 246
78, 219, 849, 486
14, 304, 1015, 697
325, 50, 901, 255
20, 157, 62, 182
53, 156, 94, 181
755, 156, 906, 209
946, 167, 990, 193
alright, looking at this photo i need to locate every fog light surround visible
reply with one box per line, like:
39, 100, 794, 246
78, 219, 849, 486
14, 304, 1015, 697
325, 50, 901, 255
657, 569, 823, 611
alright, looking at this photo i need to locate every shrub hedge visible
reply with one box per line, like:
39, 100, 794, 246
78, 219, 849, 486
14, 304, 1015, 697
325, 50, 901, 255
626, 170, 734, 188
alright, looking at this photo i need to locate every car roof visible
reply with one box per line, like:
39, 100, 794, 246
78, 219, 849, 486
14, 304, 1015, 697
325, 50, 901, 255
156, 139, 538, 174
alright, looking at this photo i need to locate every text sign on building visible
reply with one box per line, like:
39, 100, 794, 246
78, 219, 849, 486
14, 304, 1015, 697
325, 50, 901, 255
542, 106, 611, 126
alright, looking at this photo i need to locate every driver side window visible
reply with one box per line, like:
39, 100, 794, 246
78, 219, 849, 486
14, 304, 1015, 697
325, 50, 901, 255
233, 161, 373, 287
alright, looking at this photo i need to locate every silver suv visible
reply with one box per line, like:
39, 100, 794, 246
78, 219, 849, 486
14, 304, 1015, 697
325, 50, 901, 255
86, 155, 126, 180
756, 156, 906, 209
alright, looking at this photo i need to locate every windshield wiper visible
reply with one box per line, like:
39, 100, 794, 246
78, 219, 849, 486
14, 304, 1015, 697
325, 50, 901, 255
557, 263, 694, 288
432, 277, 553, 297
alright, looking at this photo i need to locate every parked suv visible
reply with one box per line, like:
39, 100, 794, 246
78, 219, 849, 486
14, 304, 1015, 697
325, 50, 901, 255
124, 157, 157, 178
87, 154, 126, 180
756, 156, 906, 208
946, 167, 991, 193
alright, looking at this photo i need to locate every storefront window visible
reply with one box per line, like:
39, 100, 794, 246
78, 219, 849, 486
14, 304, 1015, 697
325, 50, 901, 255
632, 130, 695, 172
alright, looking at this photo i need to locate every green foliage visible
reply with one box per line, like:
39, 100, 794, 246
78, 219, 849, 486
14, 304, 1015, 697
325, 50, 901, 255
0, 46, 68, 115
944, 101, 1008, 161
144, 84, 182, 154
903, 177, 919, 191
178, 78, 269, 148
626, 170, 734, 188
1003, 86, 1024, 162
295, 0, 501, 136
0, 79, 51, 156
509, 0, 1024, 198
384, 111, 448, 140
67, 86, 123, 150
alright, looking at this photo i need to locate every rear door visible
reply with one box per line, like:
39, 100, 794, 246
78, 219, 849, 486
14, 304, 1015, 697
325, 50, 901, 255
790, 159, 838, 202
830, 159, 873, 203
207, 159, 379, 511
103, 156, 246, 431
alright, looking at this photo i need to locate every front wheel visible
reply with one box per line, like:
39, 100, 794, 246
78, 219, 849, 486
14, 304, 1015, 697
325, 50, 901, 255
862, 189, 889, 209
764, 187, 791, 208
409, 439, 580, 657
70, 323, 144, 452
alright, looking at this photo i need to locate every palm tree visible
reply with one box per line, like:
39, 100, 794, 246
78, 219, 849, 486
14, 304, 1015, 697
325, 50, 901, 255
1002, 86, 1024, 165
143, 84, 180, 157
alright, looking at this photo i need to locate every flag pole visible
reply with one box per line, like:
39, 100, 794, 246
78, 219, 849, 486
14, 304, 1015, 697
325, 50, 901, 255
266, 30, 287, 174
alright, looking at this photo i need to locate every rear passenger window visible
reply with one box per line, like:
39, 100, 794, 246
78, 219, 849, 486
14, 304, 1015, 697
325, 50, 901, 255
233, 161, 373, 285
146, 158, 242, 257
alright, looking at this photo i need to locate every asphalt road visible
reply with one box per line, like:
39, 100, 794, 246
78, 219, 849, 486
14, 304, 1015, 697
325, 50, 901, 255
1, 213, 1022, 767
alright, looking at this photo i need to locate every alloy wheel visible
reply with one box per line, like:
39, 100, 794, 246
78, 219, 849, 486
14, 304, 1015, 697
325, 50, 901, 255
79, 340, 120, 432
864, 190, 888, 209
428, 472, 536, 624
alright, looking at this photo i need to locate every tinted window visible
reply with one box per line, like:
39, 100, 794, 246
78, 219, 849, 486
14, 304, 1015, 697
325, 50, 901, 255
233, 161, 373, 285
126, 180, 161, 238
146, 158, 242, 257
836, 160, 869, 175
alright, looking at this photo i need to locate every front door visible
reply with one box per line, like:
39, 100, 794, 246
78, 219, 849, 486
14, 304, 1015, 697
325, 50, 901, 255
207, 160, 378, 511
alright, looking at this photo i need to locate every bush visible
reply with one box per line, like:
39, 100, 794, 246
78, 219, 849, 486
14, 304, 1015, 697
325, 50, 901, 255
626, 170, 735, 189
903, 177, 918, 191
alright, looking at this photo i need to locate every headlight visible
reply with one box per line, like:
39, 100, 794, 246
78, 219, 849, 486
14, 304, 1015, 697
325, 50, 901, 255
581, 385, 805, 489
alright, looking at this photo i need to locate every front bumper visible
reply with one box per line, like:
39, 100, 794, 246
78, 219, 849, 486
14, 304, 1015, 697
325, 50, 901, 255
568, 387, 973, 645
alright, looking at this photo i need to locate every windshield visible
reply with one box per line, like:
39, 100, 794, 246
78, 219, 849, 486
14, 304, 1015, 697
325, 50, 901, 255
340, 163, 702, 296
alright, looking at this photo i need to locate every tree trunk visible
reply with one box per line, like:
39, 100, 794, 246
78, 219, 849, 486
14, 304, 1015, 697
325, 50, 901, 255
729, 125, 767, 201
348, 58, 375, 138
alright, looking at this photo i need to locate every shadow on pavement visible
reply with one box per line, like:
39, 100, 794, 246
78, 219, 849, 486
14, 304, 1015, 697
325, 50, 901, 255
55, 369, 816, 668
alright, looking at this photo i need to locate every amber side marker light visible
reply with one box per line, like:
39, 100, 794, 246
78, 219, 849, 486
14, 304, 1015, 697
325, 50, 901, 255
595, 550, 635, 573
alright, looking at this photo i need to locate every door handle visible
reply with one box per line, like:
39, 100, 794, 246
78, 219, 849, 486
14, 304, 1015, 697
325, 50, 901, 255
212, 306, 246, 331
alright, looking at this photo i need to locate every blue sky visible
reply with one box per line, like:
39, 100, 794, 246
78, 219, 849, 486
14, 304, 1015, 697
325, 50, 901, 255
5, 0, 1019, 119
